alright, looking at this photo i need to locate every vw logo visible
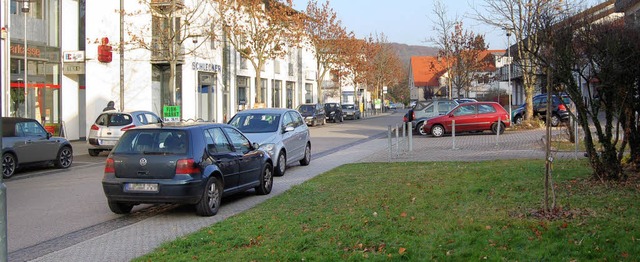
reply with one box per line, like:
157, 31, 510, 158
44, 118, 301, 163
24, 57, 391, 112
139, 158, 148, 166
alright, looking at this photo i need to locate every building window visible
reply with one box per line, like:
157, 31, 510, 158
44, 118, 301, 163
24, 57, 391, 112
260, 78, 267, 104
274, 60, 281, 74
237, 76, 248, 107
305, 83, 313, 103
286, 82, 294, 109
152, 64, 183, 116
273, 80, 281, 108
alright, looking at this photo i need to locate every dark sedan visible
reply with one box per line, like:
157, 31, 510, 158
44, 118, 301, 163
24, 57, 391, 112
102, 122, 273, 216
1, 117, 73, 178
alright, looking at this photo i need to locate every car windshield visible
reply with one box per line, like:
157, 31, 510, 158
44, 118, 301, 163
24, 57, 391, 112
413, 101, 434, 111
96, 113, 133, 127
228, 113, 281, 133
342, 104, 355, 110
113, 130, 188, 154
325, 103, 338, 109
297, 105, 315, 113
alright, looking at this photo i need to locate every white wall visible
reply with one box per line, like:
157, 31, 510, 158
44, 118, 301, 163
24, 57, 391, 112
60, 0, 80, 140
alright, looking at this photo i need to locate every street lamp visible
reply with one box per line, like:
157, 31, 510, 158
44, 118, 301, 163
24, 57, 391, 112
21, 0, 30, 118
505, 28, 513, 122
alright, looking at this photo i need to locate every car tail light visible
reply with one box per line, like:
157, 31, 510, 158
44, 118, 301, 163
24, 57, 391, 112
91, 124, 100, 131
412, 111, 415, 120
557, 104, 567, 111
120, 125, 136, 131
176, 159, 201, 175
104, 158, 115, 173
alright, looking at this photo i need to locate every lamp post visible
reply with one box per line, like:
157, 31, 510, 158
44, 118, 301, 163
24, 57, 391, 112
22, 1, 30, 118
506, 29, 512, 121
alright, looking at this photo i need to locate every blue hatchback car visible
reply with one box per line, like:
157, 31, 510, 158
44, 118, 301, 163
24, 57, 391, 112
102, 122, 273, 216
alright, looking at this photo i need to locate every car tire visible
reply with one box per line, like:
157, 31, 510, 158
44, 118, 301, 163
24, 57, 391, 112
108, 201, 134, 214
196, 176, 222, 217
431, 125, 445, 137
2, 153, 17, 179
550, 114, 560, 127
311, 119, 316, 127
255, 162, 273, 195
88, 149, 100, 156
513, 115, 523, 125
299, 143, 311, 166
491, 122, 506, 134
417, 122, 428, 136
55, 146, 73, 168
275, 151, 286, 177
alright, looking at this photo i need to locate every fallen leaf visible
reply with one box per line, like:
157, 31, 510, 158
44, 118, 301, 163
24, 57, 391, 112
399, 247, 406, 255
400, 212, 407, 217
485, 225, 492, 230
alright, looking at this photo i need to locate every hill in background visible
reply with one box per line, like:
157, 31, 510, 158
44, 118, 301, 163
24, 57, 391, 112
388, 43, 439, 67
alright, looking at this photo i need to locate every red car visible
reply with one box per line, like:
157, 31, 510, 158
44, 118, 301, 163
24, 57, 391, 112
422, 102, 511, 137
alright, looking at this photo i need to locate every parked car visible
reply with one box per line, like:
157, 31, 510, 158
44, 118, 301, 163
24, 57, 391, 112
101, 122, 273, 217
323, 102, 344, 123
341, 104, 361, 120
1, 117, 73, 178
297, 103, 326, 126
404, 99, 458, 135
511, 94, 570, 126
228, 108, 311, 177
423, 102, 511, 137
88, 110, 163, 156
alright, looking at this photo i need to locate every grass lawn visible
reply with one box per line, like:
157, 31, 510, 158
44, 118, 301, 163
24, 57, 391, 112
135, 159, 639, 261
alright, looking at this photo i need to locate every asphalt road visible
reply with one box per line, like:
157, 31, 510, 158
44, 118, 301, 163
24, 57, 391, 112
4, 110, 404, 261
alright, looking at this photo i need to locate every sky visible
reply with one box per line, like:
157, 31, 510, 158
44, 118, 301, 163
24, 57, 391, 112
292, 0, 605, 50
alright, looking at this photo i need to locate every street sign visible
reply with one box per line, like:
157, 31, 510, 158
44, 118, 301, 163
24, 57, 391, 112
162, 105, 181, 122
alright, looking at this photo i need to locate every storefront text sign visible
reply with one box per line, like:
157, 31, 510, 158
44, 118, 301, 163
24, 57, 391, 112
163, 105, 181, 122
192, 62, 221, 72
63, 51, 85, 62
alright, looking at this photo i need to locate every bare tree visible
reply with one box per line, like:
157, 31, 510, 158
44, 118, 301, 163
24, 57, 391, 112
304, 0, 349, 104
364, 33, 405, 106
216, 0, 304, 106
475, 0, 568, 122
428, 0, 457, 99
123, 0, 215, 107
449, 22, 488, 98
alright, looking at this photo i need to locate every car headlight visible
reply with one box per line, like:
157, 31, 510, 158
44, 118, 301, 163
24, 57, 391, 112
259, 143, 276, 158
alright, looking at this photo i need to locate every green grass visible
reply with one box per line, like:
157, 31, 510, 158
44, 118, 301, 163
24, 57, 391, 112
134, 160, 640, 261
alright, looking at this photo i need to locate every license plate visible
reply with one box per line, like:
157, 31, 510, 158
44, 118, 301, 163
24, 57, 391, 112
100, 139, 116, 146
124, 183, 158, 192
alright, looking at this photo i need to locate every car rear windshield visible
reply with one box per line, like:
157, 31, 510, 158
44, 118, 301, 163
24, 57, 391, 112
113, 130, 188, 154
297, 105, 315, 113
95, 113, 133, 127
342, 104, 355, 110
229, 113, 281, 133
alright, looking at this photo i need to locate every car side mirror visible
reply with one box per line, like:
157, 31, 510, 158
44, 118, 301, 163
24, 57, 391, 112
252, 142, 260, 151
284, 126, 295, 133
46, 132, 53, 139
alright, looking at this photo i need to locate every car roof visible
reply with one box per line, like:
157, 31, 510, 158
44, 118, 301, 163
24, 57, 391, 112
2, 117, 40, 137
101, 110, 156, 115
132, 121, 225, 130
234, 108, 294, 114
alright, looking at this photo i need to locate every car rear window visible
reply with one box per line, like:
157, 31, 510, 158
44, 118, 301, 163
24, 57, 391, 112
229, 113, 281, 133
113, 130, 188, 154
297, 105, 315, 113
95, 113, 133, 127
342, 105, 354, 110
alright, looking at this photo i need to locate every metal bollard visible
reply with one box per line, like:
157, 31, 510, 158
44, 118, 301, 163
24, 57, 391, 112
408, 122, 413, 152
496, 117, 501, 146
395, 124, 399, 157
452, 120, 456, 150
388, 125, 392, 161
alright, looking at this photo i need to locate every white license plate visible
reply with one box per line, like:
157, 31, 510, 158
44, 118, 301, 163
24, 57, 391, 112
124, 183, 158, 192
100, 139, 117, 146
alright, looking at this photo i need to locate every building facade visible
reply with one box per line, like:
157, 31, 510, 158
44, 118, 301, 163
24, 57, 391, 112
1, 0, 319, 141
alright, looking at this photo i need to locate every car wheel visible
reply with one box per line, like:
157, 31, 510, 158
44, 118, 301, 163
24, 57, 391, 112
417, 122, 428, 136
88, 149, 100, 156
196, 176, 222, 216
55, 146, 73, 168
431, 125, 445, 137
299, 143, 311, 166
491, 122, 506, 134
514, 115, 523, 125
255, 162, 273, 195
275, 151, 286, 177
550, 114, 560, 127
311, 119, 316, 127
2, 153, 17, 179
108, 201, 134, 214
